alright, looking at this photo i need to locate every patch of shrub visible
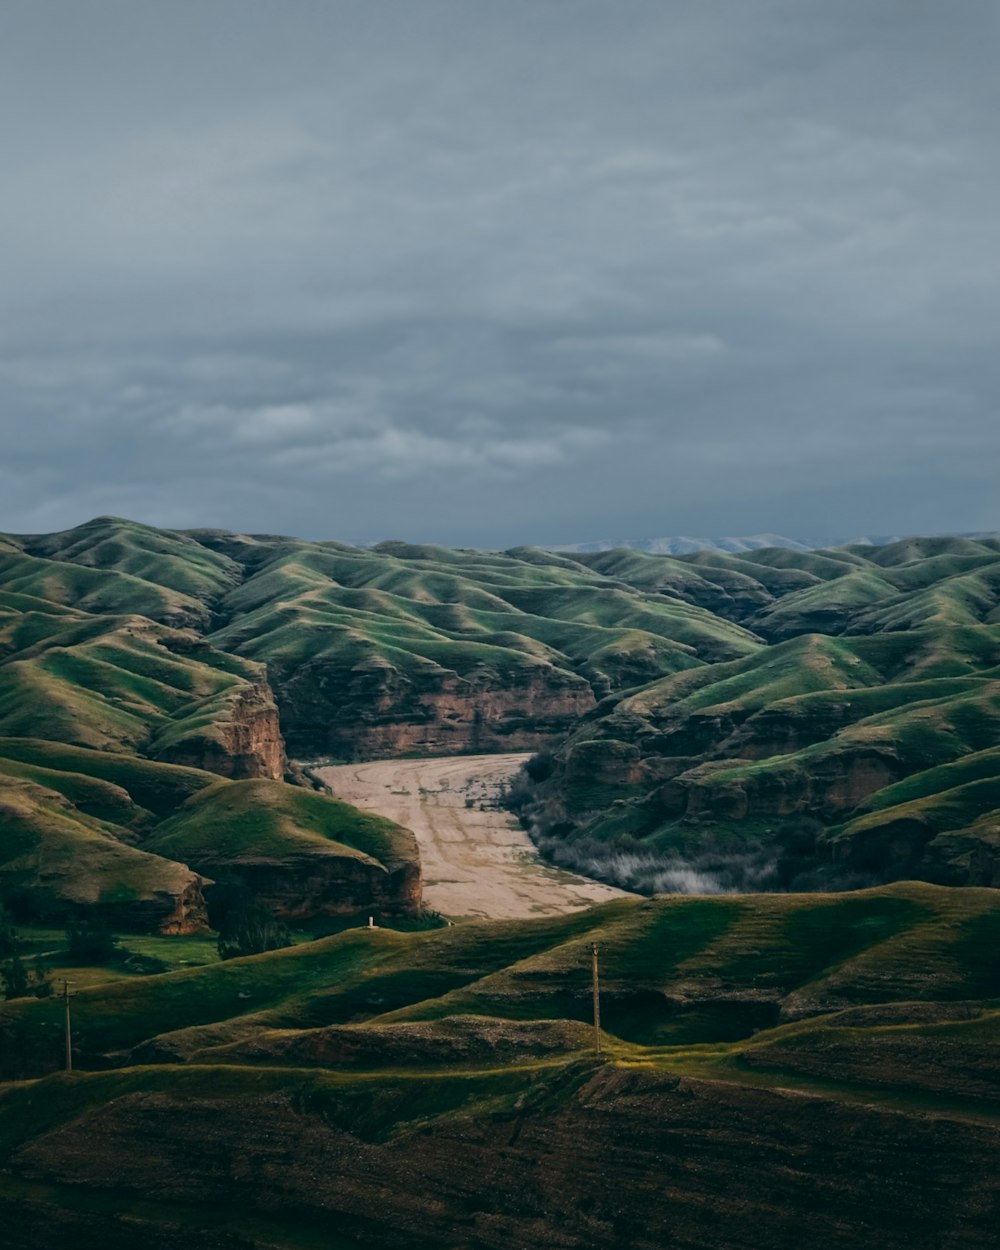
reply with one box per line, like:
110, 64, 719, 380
1, 953, 51, 1000
66, 917, 123, 965
121, 952, 171, 975
524, 752, 555, 783
0, 906, 18, 959
217, 904, 292, 960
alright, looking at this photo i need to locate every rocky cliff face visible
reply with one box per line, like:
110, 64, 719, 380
157, 679, 285, 780
658, 747, 904, 823
218, 681, 286, 779
276, 660, 596, 759
5, 1064, 998, 1250
199, 847, 421, 922
112, 873, 210, 935
7, 853, 210, 936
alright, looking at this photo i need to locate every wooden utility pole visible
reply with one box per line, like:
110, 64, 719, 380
591, 943, 602, 1054
61, 979, 73, 1071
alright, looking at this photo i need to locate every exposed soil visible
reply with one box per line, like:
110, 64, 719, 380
314, 754, 632, 920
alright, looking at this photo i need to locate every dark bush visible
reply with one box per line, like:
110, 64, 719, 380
217, 904, 292, 960
66, 917, 122, 965
0, 906, 18, 959
1, 954, 49, 1000
1, 955, 29, 1000
524, 752, 555, 783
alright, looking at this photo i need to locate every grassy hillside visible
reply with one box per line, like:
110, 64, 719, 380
4, 517, 1000, 901
2, 881, 994, 1072
520, 549, 1000, 892
4, 517, 764, 760
574, 535, 1000, 636
2, 884, 1000, 1247
193, 530, 760, 756
0, 762, 207, 932
0, 744, 420, 932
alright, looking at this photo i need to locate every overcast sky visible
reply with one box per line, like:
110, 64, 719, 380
1, 1, 997, 547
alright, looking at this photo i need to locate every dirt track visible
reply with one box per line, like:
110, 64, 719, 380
314, 754, 632, 920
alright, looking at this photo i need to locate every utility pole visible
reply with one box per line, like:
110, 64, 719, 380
61, 979, 74, 1071
591, 943, 602, 1055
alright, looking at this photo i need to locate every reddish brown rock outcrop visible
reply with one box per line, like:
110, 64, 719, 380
660, 747, 903, 822
198, 846, 421, 922
278, 660, 596, 759
157, 679, 285, 780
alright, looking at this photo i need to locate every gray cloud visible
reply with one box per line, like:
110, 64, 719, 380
1, 0, 998, 545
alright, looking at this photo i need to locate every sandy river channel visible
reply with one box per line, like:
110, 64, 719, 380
313, 753, 632, 921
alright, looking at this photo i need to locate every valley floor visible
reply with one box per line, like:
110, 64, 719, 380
314, 753, 632, 919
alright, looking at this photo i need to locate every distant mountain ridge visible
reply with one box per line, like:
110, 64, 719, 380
548, 532, 999, 556
549, 534, 813, 555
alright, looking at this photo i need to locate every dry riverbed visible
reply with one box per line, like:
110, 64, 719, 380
313, 753, 632, 920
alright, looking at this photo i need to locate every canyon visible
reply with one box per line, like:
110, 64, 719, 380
4, 518, 1000, 1248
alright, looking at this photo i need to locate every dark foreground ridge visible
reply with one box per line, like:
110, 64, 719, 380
2, 884, 1000, 1246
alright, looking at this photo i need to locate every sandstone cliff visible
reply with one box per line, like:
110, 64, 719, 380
275, 658, 597, 759
155, 678, 285, 780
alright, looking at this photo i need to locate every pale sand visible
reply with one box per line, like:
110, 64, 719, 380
313, 753, 633, 921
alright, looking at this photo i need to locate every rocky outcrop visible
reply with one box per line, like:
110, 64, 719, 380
275, 660, 596, 759
563, 738, 646, 785
660, 747, 904, 823
216, 681, 286, 779
199, 846, 421, 922
4, 851, 210, 935
103, 873, 210, 934
157, 679, 285, 780
215, 680, 286, 779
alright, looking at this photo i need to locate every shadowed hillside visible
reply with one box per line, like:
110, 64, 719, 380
2, 884, 1000, 1247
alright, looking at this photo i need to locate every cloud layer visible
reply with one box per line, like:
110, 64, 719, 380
1, 0, 997, 545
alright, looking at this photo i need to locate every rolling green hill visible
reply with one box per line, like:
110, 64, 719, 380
3, 883, 1000, 1247
192, 528, 760, 756
3, 517, 763, 760
5, 517, 1000, 930
5, 517, 1000, 902
0, 740, 419, 933
518, 539, 1000, 892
